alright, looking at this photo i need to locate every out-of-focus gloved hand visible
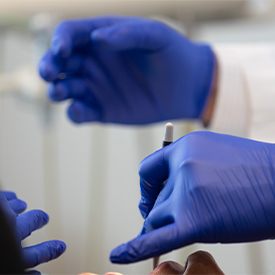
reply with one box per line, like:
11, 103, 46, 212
39, 16, 215, 124
110, 131, 275, 263
0, 191, 66, 269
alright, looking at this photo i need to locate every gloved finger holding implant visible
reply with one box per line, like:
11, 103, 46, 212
110, 131, 275, 263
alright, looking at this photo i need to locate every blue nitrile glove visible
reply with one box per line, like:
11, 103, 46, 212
0, 191, 66, 269
110, 131, 275, 263
39, 16, 215, 124
3, 191, 27, 214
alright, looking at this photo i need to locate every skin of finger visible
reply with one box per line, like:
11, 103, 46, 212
78, 273, 123, 275
150, 261, 185, 275
184, 251, 225, 275
78, 251, 223, 275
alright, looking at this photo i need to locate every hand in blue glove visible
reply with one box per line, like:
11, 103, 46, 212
110, 131, 275, 263
3, 191, 27, 214
0, 191, 66, 269
39, 16, 215, 124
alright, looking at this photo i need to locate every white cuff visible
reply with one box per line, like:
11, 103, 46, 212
245, 68, 275, 142
209, 46, 250, 137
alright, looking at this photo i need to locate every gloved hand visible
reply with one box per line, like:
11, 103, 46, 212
39, 16, 215, 124
110, 131, 275, 263
0, 191, 66, 270
3, 191, 27, 214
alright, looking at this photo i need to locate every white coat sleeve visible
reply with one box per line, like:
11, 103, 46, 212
209, 43, 275, 142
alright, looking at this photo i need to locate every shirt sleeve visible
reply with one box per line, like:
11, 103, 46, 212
209, 43, 275, 141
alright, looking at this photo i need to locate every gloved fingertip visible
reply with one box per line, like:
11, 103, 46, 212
67, 101, 99, 124
16, 199, 27, 212
52, 37, 71, 58
4, 190, 17, 197
25, 270, 41, 275
48, 83, 68, 102
38, 60, 58, 82
38, 61, 50, 81
110, 242, 140, 264
53, 240, 67, 255
109, 244, 128, 264
23, 240, 66, 268
35, 209, 50, 225
67, 101, 85, 123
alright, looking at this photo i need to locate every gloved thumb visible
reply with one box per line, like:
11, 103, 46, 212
138, 148, 169, 219
91, 20, 169, 51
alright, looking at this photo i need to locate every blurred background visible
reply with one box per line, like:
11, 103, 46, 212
0, 0, 275, 274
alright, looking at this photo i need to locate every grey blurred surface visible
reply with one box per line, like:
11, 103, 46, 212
0, 0, 248, 23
